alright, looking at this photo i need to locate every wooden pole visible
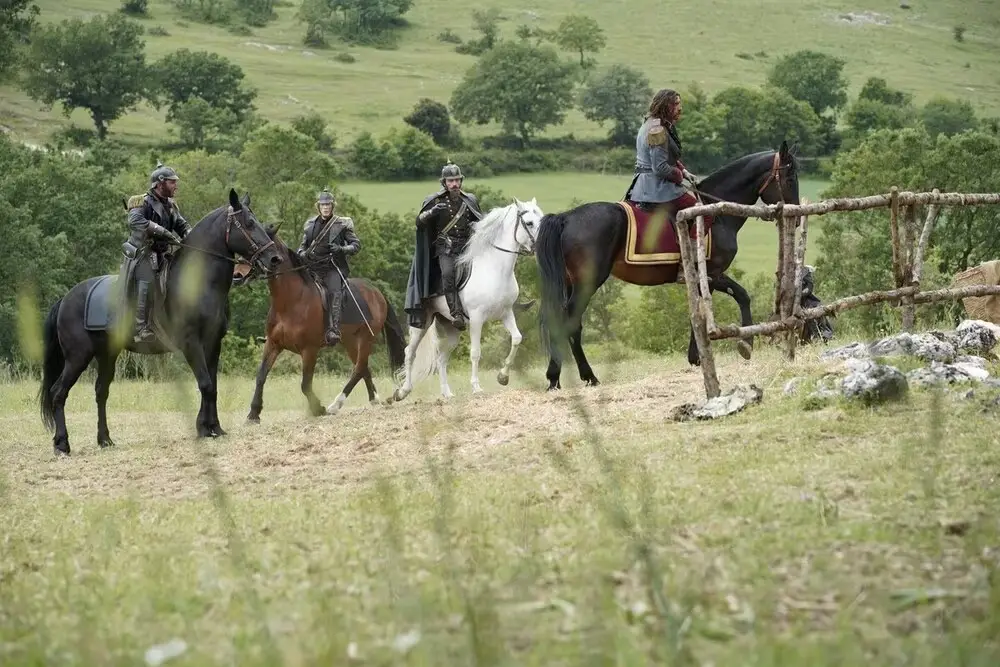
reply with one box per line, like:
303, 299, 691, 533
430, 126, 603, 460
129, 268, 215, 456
773, 216, 785, 319
677, 219, 721, 399
675, 190, 1000, 223
709, 283, 1000, 340
912, 188, 941, 287
888, 187, 903, 292
694, 214, 715, 334
901, 204, 918, 331
778, 203, 797, 360
788, 201, 810, 356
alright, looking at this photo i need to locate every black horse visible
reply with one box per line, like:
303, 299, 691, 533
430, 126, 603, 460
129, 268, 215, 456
536, 142, 800, 390
38, 189, 281, 455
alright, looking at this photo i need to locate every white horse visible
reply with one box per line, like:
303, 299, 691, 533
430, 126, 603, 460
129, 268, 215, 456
392, 198, 545, 400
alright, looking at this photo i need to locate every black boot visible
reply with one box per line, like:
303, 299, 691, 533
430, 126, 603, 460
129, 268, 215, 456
134, 281, 154, 343
446, 290, 466, 330
325, 286, 343, 345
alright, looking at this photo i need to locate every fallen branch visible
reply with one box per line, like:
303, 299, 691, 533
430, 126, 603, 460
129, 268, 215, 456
912, 188, 942, 287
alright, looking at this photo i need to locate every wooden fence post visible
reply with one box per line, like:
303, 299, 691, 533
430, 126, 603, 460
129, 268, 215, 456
677, 219, 721, 399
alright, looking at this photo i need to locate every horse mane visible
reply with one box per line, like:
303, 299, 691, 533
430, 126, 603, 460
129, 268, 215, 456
458, 202, 515, 266
698, 146, 799, 193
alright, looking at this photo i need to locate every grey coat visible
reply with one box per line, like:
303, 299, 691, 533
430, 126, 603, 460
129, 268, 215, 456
629, 117, 686, 203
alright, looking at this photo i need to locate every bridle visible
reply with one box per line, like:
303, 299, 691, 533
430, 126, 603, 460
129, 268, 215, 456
224, 205, 275, 268
490, 203, 536, 256
757, 151, 792, 205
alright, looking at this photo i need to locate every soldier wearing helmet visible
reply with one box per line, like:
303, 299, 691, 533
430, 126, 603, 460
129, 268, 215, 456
404, 161, 482, 330
120, 162, 191, 343
296, 188, 361, 345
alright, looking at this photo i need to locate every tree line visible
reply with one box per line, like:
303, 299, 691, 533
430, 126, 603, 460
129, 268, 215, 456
1, 1, 998, 377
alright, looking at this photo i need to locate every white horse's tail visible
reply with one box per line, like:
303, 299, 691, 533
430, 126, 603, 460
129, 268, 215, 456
395, 317, 441, 388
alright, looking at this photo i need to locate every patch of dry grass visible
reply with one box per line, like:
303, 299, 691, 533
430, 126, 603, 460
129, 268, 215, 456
2, 345, 999, 665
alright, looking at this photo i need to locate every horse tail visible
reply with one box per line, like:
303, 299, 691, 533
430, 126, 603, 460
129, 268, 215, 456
38, 297, 64, 432
383, 300, 407, 374
396, 317, 440, 389
535, 212, 570, 359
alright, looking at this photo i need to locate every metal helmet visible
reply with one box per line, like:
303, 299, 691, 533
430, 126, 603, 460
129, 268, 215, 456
440, 161, 463, 186
150, 162, 179, 186
316, 188, 336, 205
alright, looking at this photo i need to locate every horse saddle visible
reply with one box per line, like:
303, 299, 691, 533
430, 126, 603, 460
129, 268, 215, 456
84, 256, 175, 352
312, 276, 374, 326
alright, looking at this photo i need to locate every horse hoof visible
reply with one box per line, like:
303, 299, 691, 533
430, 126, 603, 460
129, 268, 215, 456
53, 446, 70, 457
737, 340, 753, 360
585, 378, 600, 387
392, 389, 407, 402
496, 372, 509, 386
98, 437, 116, 448
247, 415, 261, 424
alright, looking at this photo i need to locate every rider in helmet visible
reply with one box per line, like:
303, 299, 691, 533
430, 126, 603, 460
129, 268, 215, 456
404, 161, 482, 330
296, 188, 361, 346
121, 162, 191, 343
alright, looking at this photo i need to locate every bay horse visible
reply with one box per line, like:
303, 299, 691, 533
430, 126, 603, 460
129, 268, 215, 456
231, 225, 407, 420
38, 189, 282, 455
392, 198, 544, 401
536, 142, 800, 390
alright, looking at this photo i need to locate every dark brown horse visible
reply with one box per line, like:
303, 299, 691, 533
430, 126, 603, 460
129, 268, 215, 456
232, 226, 406, 421
535, 142, 801, 390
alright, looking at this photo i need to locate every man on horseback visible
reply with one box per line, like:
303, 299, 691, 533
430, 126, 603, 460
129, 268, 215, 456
122, 162, 191, 343
296, 188, 361, 346
626, 89, 703, 221
404, 161, 482, 330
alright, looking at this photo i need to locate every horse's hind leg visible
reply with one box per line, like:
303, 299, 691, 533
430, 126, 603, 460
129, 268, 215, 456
566, 287, 601, 387
715, 273, 754, 360
328, 339, 369, 415
95, 350, 120, 448
497, 307, 523, 387
51, 353, 91, 456
248, 339, 282, 423
362, 369, 380, 405
393, 324, 428, 402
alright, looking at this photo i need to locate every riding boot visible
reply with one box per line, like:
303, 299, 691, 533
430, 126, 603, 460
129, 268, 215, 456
134, 280, 155, 343
325, 283, 344, 346
440, 251, 466, 330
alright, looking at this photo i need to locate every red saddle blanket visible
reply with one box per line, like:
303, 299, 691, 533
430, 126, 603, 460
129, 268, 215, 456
617, 200, 712, 265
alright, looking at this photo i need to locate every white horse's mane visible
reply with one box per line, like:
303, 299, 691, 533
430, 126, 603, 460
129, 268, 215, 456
457, 201, 521, 267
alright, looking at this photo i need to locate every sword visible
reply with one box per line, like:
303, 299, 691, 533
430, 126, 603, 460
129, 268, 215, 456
332, 262, 375, 338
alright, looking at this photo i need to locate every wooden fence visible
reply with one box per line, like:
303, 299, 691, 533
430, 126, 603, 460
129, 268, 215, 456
673, 189, 1000, 399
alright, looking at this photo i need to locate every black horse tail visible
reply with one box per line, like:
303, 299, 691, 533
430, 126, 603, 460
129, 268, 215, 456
535, 212, 570, 359
39, 297, 64, 432
383, 299, 407, 375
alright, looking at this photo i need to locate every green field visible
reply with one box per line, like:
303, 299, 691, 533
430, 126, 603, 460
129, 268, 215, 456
2, 0, 999, 144
344, 173, 832, 275
3, 345, 1000, 664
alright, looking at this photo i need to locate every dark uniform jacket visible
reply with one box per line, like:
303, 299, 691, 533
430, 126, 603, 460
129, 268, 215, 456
125, 189, 191, 255
297, 214, 361, 275
403, 188, 482, 326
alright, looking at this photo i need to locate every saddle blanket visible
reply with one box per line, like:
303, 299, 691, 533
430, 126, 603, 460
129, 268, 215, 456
84, 275, 124, 331
618, 200, 712, 266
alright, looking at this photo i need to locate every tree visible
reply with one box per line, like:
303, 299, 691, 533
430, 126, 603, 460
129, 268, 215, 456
450, 42, 576, 146
843, 78, 917, 146
152, 49, 257, 124
298, 0, 414, 45
920, 96, 978, 137
552, 14, 605, 68
291, 111, 336, 151
0, 0, 38, 80
579, 65, 651, 145
711, 85, 821, 158
21, 14, 149, 140
766, 50, 847, 115
858, 77, 912, 106
403, 98, 452, 146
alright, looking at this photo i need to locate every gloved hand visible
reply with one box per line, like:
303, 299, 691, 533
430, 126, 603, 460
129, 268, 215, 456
682, 169, 697, 183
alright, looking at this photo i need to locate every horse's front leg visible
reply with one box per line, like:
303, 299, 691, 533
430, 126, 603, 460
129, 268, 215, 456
182, 343, 218, 438
497, 307, 522, 387
469, 312, 484, 393
393, 324, 427, 402
248, 339, 282, 423
437, 322, 458, 400
714, 273, 754, 360
300, 346, 325, 417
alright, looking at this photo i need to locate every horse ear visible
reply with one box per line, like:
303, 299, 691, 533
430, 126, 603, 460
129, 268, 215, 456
780, 140, 789, 156
241, 191, 251, 207
229, 188, 241, 210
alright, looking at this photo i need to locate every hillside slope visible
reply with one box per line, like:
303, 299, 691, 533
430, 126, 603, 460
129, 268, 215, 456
2, 0, 998, 145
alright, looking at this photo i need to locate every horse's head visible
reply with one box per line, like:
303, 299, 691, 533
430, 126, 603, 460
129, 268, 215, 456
758, 140, 801, 210
231, 222, 286, 286
512, 197, 544, 254
225, 188, 282, 275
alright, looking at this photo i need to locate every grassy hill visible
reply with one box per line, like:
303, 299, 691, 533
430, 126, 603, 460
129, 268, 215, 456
2, 0, 999, 145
